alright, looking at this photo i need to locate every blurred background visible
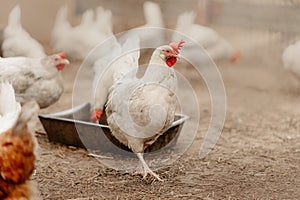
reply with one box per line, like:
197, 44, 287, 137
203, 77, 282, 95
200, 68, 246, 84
1, 0, 300, 62
0, 0, 197, 41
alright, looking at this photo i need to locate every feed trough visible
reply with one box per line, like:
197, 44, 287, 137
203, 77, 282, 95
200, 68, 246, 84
39, 103, 189, 154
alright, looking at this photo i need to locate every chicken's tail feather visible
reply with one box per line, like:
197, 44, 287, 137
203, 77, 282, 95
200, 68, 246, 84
0, 82, 21, 115
96, 6, 113, 35
92, 35, 121, 73
7, 4, 22, 30
54, 5, 71, 30
80, 9, 94, 27
282, 43, 298, 69
143, 1, 164, 27
13, 100, 39, 136
176, 11, 196, 29
51, 5, 71, 45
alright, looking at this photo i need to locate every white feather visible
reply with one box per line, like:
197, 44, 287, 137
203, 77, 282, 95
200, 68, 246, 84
92, 36, 140, 110
0, 82, 21, 134
123, 1, 165, 47
143, 1, 164, 27
51, 5, 72, 46
95, 6, 113, 36
282, 41, 300, 79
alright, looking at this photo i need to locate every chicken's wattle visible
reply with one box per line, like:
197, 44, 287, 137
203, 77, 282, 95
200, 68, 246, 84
166, 57, 177, 67
56, 64, 65, 71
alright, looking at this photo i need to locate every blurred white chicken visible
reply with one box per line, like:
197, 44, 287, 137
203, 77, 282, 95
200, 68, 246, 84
123, 1, 165, 47
90, 36, 140, 121
0, 53, 69, 108
93, 39, 184, 181
0, 83, 21, 134
172, 11, 240, 63
51, 5, 113, 60
1, 5, 46, 58
282, 41, 300, 80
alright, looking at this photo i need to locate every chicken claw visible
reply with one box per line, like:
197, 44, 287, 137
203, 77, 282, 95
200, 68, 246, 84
136, 153, 163, 182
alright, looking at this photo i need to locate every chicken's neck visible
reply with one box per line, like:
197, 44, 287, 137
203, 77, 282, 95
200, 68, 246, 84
142, 50, 176, 90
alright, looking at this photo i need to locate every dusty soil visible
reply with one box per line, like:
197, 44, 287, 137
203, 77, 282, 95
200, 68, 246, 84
31, 31, 300, 200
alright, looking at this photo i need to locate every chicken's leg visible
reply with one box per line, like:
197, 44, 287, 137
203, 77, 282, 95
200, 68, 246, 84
136, 153, 163, 182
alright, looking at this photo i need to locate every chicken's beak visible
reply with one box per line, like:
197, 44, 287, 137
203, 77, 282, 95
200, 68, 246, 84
61, 59, 70, 65
176, 53, 182, 59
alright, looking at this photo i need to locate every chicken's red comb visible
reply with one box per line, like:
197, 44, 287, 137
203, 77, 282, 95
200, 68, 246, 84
58, 52, 66, 59
169, 40, 185, 54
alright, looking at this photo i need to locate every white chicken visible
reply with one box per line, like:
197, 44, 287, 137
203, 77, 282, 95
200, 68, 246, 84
123, 1, 165, 47
0, 53, 69, 108
103, 40, 184, 181
51, 5, 113, 60
2, 5, 46, 58
90, 36, 140, 122
282, 41, 300, 80
172, 11, 240, 63
0, 82, 21, 134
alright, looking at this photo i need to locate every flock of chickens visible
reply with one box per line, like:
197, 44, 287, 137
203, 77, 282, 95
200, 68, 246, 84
0, 1, 299, 199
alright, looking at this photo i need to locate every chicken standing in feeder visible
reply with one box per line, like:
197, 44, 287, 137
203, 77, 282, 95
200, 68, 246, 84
91, 40, 184, 181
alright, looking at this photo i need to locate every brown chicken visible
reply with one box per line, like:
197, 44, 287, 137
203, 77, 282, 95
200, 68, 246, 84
0, 100, 39, 199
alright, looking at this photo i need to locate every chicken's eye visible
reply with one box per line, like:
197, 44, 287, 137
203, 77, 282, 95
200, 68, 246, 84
54, 58, 59, 61
166, 50, 170, 53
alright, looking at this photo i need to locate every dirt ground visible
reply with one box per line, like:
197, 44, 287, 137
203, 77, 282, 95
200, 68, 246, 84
30, 31, 300, 200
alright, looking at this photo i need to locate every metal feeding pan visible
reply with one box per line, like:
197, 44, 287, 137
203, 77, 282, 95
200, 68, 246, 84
39, 103, 188, 154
